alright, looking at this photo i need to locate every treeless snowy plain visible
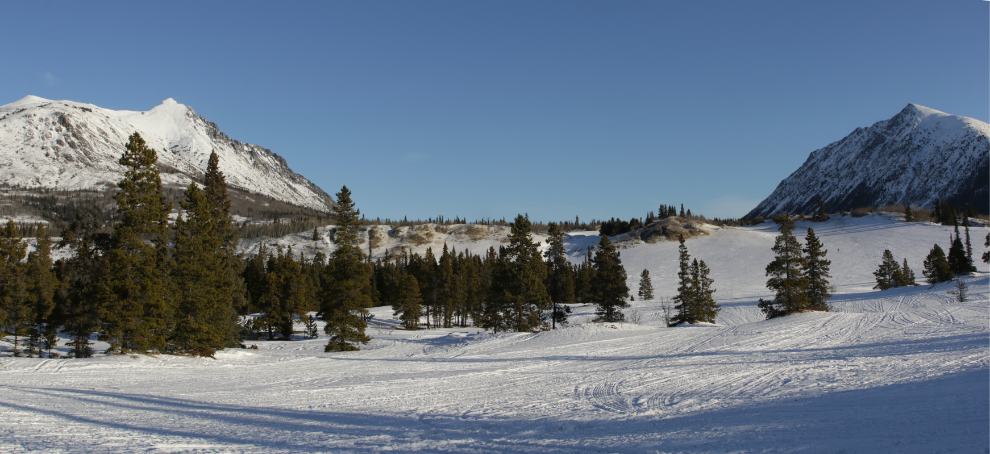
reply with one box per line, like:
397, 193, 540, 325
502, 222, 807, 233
1, 214, 987, 453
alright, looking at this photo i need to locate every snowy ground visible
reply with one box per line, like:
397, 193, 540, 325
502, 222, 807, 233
1, 214, 987, 453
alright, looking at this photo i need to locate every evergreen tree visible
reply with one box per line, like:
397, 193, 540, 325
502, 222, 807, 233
544, 223, 574, 328
102, 132, 173, 353
803, 228, 831, 310
900, 258, 917, 286
813, 200, 829, 222
592, 235, 629, 322
503, 215, 551, 331
757, 215, 810, 319
203, 151, 246, 347
393, 274, 422, 330
946, 231, 969, 276
25, 225, 56, 357
637, 269, 654, 301
172, 182, 230, 352
904, 205, 913, 222
0, 221, 29, 355
922, 244, 953, 285
671, 236, 695, 325
873, 249, 901, 290
691, 259, 719, 323
436, 244, 455, 328
962, 219, 976, 273
54, 209, 109, 358
983, 232, 990, 265
482, 246, 511, 333
320, 186, 372, 351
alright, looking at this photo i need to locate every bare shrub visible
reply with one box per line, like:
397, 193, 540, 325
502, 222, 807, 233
640, 217, 710, 243
405, 225, 435, 246
456, 224, 489, 241
367, 226, 387, 249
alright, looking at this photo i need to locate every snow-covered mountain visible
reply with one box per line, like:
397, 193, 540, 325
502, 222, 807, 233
748, 104, 990, 218
0, 96, 334, 212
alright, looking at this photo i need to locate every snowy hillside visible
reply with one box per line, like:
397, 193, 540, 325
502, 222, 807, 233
748, 104, 990, 218
0, 96, 333, 212
1, 214, 987, 452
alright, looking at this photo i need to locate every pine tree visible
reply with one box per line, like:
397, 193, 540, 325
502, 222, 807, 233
25, 225, 56, 357
946, 229, 969, 276
671, 236, 695, 325
591, 235, 628, 322
0, 221, 29, 355
203, 151, 245, 347
320, 186, 372, 351
503, 215, 551, 332
637, 269, 654, 302
962, 219, 976, 273
482, 246, 511, 333
758, 215, 810, 319
436, 243, 455, 328
803, 228, 831, 310
172, 182, 231, 353
102, 133, 173, 354
873, 249, 901, 290
393, 274, 422, 330
900, 258, 917, 286
692, 259, 719, 323
922, 244, 953, 285
904, 205, 914, 222
983, 232, 990, 265
814, 200, 829, 222
544, 223, 574, 328
53, 209, 109, 358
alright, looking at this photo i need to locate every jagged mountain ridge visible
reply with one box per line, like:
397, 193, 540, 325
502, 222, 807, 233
747, 104, 990, 218
0, 96, 333, 212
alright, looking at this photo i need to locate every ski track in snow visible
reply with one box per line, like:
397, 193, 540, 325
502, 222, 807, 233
0, 215, 987, 453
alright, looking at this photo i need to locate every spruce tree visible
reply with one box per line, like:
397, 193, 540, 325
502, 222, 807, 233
904, 205, 913, 222
637, 269, 654, 302
591, 234, 628, 322
504, 215, 551, 331
983, 232, 990, 265
947, 233, 969, 276
25, 225, 56, 357
757, 215, 810, 319
962, 219, 976, 273
320, 186, 372, 351
873, 250, 901, 290
482, 246, 511, 333
544, 223, 574, 328
922, 244, 953, 285
803, 228, 831, 310
203, 151, 245, 347
671, 236, 695, 325
54, 209, 109, 358
102, 132, 173, 353
393, 274, 422, 330
692, 259, 719, 323
900, 258, 917, 286
436, 243, 455, 328
0, 221, 29, 355
172, 182, 230, 353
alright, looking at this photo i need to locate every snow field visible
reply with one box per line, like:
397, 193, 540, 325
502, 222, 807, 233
0, 214, 987, 453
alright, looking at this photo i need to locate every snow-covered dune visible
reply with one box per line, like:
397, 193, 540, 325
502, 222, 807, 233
1, 214, 987, 452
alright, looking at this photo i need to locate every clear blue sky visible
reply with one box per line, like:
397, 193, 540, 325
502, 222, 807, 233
2, 1, 986, 222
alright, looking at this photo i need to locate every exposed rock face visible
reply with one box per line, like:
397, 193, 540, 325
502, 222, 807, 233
0, 96, 334, 212
748, 104, 990, 218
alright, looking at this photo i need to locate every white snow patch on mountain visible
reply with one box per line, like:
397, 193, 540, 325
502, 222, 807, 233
0, 96, 333, 211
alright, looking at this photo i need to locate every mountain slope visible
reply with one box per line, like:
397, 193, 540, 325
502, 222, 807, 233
748, 104, 990, 218
0, 96, 333, 212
